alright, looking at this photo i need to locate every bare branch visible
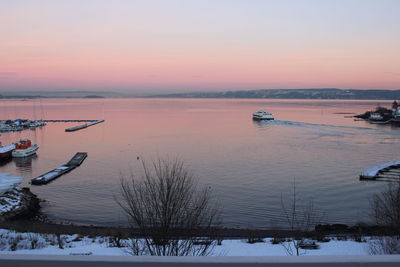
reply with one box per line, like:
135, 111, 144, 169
115, 156, 221, 256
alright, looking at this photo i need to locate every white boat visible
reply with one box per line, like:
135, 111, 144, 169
0, 143, 15, 160
369, 113, 383, 121
393, 107, 400, 122
12, 139, 39, 158
252, 109, 274, 120
0, 173, 23, 195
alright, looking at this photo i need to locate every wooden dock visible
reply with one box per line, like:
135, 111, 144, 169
44, 120, 98, 123
360, 161, 400, 181
66, 152, 87, 166
31, 152, 88, 185
65, 120, 105, 132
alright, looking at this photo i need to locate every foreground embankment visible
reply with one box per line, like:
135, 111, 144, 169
0, 188, 40, 221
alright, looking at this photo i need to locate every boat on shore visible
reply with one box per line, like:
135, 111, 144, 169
0, 143, 16, 161
12, 139, 39, 158
253, 109, 274, 120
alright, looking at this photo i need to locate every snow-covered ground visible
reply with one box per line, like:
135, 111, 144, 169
0, 229, 371, 256
0, 188, 22, 214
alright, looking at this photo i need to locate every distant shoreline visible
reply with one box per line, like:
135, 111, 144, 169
0, 88, 400, 100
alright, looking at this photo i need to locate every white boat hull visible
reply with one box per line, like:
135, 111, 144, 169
253, 115, 274, 120
252, 109, 274, 120
12, 144, 39, 158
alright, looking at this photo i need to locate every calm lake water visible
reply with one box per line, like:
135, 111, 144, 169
0, 98, 398, 228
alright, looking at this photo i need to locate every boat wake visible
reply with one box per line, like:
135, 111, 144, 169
255, 119, 394, 138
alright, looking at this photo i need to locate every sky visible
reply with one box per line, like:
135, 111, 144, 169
0, 0, 399, 93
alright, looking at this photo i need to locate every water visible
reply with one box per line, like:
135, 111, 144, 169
0, 98, 398, 228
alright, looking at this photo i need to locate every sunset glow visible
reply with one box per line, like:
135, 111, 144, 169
1, 0, 399, 92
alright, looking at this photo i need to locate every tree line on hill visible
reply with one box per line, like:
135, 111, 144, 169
151, 88, 400, 100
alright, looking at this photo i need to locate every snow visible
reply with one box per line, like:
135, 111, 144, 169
360, 161, 400, 178
0, 229, 372, 256
34, 166, 70, 181
0, 188, 22, 213
57, 166, 70, 170
212, 239, 369, 256
0, 173, 23, 195
41, 171, 59, 180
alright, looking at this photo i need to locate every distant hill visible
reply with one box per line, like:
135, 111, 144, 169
0, 90, 131, 98
150, 88, 400, 100
1, 88, 400, 100
84, 95, 105, 98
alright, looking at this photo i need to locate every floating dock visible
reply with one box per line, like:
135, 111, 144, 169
360, 161, 400, 181
31, 152, 87, 185
44, 120, 98, 123
65, 120, 105, 132
66, 152, 87, 166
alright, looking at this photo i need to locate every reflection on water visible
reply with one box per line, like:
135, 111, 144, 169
0, 158, 12, 168
0, 98, 397, 228
13, 154, 37, 175
252, 120, 274, 131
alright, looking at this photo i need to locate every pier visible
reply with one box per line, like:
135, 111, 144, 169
360, 161, 400, 181
66, 152, 87, 166
31, 152, 88, 185
65, 120, 105, 132
43, 120, 99, 123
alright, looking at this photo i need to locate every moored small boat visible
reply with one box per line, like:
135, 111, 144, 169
0, 142, 16, 160
12, 139, 39, 158
369, 112, 384, 121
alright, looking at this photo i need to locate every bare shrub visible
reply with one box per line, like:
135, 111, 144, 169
369, 182, 400, 254
56, 233, 65, 249
369, 236, 400, 255
0, 236, 8, 251
116, 157, 221, 256
9, 235, 23, 251
372, 182, 400, 232
109, 232, 126, 248
246, 230, 264, 244
280, 180, 323, 256
27, 233, 45, 249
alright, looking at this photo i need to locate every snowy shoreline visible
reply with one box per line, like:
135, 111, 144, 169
0, 188, 40, 221
0, 228, 371, 256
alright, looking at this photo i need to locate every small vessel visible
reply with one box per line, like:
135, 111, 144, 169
253, 109, 274, 120
12, 139, 39, 158
0, 142, 16, 160
0, 172, 23, 195
369, 113, 384, 121
392, 107, 400, 123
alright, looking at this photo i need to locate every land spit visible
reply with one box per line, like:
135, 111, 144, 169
0, 219, 388, 240
0, 187, 40, 221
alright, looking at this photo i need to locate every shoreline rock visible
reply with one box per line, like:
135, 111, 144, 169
0, 187, 40, 221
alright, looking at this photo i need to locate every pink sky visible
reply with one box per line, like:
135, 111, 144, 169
0, 0, 399, 92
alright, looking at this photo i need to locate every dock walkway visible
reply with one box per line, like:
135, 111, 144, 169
65, 120, 105, 132
43, 120, 98, 123
360, 161, 400, 181
31, 152, 88, 185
